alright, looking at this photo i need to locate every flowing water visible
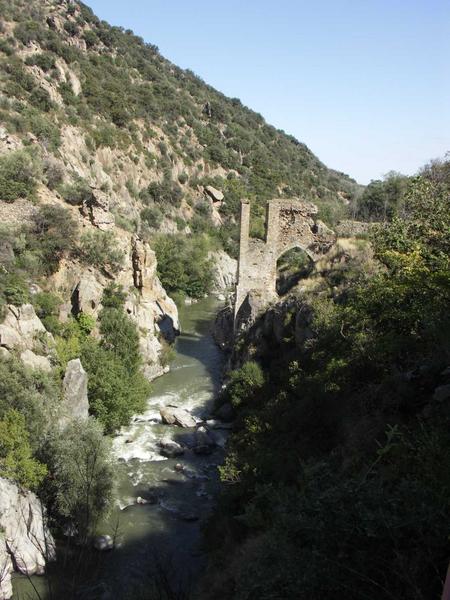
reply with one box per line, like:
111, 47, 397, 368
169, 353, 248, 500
13, 296, 225, 599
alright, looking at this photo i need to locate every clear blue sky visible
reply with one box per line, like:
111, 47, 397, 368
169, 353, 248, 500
87, 0, 449, 184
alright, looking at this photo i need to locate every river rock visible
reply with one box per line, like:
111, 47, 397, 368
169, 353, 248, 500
0, 477, 56, 600
160, 406, 196, 428
158, 437, 185, 458
93, 535, 114, 551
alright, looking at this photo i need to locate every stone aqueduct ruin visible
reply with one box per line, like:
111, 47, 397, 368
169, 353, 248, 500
234, 199, 335, 321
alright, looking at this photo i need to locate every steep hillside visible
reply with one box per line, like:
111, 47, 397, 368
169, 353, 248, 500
0, 0, 360, 253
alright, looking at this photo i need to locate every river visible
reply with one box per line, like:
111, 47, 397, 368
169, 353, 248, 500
13, 296, 225, 599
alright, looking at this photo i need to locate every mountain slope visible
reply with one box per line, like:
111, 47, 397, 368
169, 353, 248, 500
0, 0, 361, 250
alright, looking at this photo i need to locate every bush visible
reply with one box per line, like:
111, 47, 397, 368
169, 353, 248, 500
25, 52, 56, 72
0, 149, 39, 202
0, 272, 30, 306
140, 206, 163, 229
60, 177, 93, 205
78, 230, 124, 273
226, 361, 265, 408
29, 86, 54, 112
43, 156, 64, 189
0, 409, 47, 490
32, 291, 61, 334
100, 306, 141, 374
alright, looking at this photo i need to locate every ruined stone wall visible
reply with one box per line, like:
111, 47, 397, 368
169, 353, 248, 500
234, 199, 335, 322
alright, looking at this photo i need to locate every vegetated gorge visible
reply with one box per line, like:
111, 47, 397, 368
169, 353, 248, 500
0, 0, 448, 599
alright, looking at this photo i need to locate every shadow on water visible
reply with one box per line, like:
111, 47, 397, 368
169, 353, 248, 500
13, 296, 226, 600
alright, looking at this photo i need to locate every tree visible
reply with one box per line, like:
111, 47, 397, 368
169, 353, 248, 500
0, 410, 47, 490
43, 419, 114, 542
81, 338, 150, 433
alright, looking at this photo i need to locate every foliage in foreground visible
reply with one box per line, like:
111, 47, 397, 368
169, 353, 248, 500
203, 161, 450, 600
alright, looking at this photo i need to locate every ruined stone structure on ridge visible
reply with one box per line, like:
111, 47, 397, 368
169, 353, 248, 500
234, 199, 335, 322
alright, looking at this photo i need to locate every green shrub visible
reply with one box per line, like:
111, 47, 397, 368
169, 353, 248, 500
32, 291, 61, 334
99, 306, 141, 374
0, 149, 39, 202
23, 108, 61, 149
140, 205, 163, 229
14, 21, 47, 45
25, 52, 56, 72
226, 361, 265, 408
29, 86, 54, 112
78, 230, 124, 273
64, 21, 79, 36
60, 177, 93, 205
0, 272, 30, 306
0, 409, 47, 490
43, 156, 64, 189
82, 30, 98, 48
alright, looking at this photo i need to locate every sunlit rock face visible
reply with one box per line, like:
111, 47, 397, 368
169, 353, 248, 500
0, 478, 56, 600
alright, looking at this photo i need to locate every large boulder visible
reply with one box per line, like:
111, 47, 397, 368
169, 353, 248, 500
0, 478, 56, 600
204, 185, 224, 202
160, 406, 196, 428
60, 359, 89, 426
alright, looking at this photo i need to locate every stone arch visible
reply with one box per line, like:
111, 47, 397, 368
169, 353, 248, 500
234, 199, 335, 323
275, 245, 314, 296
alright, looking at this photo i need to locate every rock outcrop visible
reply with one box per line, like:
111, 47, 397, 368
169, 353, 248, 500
59, 359, 89, 426
51, 234, 179, 382
0, 478, 55, 600
0, 306, 54, 371
80, 187, 115, 231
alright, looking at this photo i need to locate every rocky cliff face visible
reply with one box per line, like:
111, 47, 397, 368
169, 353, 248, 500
50, 228, 179, 381
0, 478, 55, 600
